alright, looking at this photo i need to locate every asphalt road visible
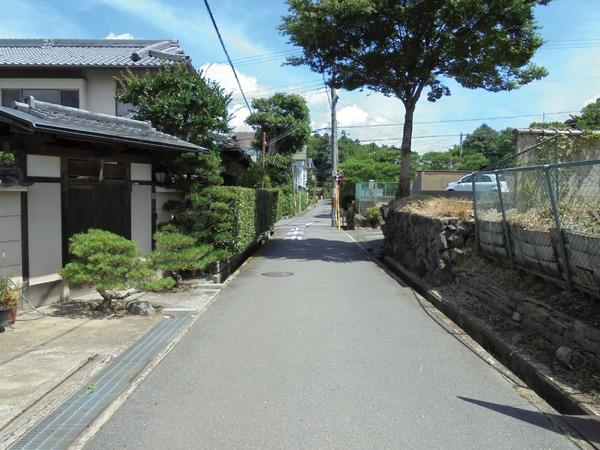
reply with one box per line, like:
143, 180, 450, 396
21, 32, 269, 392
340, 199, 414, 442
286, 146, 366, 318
86, 201, 575, 449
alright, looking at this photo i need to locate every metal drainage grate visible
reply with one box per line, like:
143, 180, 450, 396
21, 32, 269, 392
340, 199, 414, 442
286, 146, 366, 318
261, 271, 294, 277
9, 315, 190, 450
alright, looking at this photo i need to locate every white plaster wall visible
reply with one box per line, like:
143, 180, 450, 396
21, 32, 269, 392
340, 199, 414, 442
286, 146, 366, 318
28, 183, 62, 277
131, 163, 152, 181
131, 184, 152, 254
0, 78, 87, 109
27, 155, 61, 178
294, 160, 307, 189
0, 191, 22, 278
84, 69, 118, 115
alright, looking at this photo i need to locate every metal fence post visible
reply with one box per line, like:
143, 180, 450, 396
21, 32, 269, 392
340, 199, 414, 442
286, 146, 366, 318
471, 175, 481, 253
495, 170, 514, 268
544, 165, 573, 290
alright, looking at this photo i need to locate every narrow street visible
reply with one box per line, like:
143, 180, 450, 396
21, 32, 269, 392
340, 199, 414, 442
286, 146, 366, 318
86, 201, 574, 449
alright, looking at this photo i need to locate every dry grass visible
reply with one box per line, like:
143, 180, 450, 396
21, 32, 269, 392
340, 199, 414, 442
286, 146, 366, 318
478, 203, 600, 234
390, 195, 473, 220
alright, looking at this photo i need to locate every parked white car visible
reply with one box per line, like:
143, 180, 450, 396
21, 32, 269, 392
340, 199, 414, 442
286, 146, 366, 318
445, 173, 508, 193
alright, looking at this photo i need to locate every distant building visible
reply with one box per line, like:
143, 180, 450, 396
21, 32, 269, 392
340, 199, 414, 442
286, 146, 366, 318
292, 147, 308, 191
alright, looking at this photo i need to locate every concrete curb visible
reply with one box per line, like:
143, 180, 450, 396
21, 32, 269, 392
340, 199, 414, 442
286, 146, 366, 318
382, 255, 595, 417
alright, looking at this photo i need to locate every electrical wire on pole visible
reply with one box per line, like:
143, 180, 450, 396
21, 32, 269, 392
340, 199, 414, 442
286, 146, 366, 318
203, 0, 252, 114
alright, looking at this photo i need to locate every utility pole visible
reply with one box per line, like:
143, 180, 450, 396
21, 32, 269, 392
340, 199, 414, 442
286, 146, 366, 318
459, 133, 464, 157
331, 85, 339, 227
261, 132, 266, 189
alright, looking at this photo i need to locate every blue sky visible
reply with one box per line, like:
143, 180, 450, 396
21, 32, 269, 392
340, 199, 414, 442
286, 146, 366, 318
1, 0, 599, 153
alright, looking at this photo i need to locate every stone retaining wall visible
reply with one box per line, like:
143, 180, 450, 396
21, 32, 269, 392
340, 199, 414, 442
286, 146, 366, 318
457, 269, 600, 369
382, 210, 474, 285
382, 210, 600, 369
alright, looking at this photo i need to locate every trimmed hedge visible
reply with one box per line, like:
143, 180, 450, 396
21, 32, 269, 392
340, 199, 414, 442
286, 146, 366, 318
198, 187, 280, 254
191, 186, 313, 256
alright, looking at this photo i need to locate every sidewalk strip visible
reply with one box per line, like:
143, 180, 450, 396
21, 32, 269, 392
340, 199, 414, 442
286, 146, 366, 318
8, 316, 190, 450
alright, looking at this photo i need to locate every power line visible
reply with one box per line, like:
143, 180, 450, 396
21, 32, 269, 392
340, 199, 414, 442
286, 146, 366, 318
312, 110, 579, 132
203, 0, 252, 114
235, 53, 303, 68
243, 80, 324, 96
356, 134, 461, 142
215, 50, 300, 66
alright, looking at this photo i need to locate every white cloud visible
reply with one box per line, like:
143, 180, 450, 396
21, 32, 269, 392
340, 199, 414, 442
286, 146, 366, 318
337, 104, 369, 126
201, 63, 263, 97
105, 32, 135, 40
305, 90, 329, 109
200, 63, 264, 132
583, 93, 600, 108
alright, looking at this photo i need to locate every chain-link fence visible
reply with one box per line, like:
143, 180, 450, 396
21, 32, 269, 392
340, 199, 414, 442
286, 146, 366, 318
355, 181, 396, 213
355, 181, 397, 200
473, 159, 600, 296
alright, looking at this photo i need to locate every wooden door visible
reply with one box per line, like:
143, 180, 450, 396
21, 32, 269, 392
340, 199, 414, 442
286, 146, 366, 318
63, 182, 131, 261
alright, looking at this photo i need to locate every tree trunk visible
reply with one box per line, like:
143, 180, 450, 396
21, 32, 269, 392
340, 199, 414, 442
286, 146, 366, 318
396, 101, 416, 199
96, 289, 113, 312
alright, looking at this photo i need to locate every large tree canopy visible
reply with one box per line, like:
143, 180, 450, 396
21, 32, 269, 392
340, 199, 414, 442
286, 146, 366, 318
245, 92, 311, 155
117, 64, 231, 148
566, 99, 600, 130
280, 0, 549, 197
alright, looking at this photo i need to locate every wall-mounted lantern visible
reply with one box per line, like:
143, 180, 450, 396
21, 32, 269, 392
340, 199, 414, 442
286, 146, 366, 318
154, 167, 168, 185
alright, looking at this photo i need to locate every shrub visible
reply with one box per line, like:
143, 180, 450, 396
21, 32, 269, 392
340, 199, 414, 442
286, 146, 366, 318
0, 151, 15, 167
365, 206, 383, 227
0, 277, 19, 310
143, 277, 177, 292
188, 186, 280, 255
150, 230, 216, 285
60, 229, 152, 311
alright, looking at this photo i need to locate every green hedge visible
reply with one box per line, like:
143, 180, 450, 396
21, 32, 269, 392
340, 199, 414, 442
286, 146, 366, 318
192, 186, 313, 256
198, 186, 280, 254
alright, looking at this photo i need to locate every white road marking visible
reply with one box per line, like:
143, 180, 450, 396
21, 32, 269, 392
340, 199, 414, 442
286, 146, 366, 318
284, 223, 308, 240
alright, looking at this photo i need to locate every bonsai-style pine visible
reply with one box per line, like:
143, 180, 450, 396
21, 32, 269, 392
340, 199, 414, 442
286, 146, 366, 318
60, 229, 152, 311
150, 229, 217, 286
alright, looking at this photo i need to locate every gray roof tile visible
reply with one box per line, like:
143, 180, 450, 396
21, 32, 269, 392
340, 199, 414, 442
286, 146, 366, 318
0, 97, 203, 152
0, 39, 191, 68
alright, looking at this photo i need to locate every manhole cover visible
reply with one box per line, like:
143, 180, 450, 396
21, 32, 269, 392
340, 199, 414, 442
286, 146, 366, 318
261, 271, 294, 277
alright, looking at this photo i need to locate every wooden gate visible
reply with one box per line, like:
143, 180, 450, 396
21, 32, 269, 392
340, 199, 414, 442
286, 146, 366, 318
62, 159, 131, 261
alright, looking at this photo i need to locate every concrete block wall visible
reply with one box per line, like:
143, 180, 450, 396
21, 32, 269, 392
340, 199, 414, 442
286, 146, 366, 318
478, 219, 600, 296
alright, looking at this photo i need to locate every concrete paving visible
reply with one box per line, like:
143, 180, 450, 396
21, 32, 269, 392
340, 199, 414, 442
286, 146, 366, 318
0, 309, 158, 432
86, 201, 575, 449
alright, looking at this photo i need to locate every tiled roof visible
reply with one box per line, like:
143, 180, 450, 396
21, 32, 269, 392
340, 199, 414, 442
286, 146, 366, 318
0, 97, 203, 152
0, 39, 191, 68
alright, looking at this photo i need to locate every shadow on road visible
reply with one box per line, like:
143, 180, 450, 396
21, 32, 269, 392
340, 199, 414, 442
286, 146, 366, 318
263, 237, 370, 264
458, 396, 600, 446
